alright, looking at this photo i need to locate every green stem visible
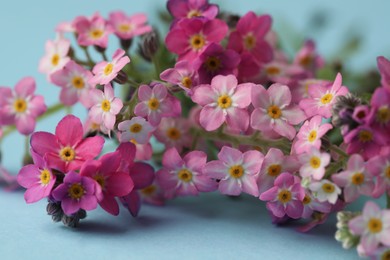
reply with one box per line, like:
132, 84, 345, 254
324, 159, 346, 179
101, 52, 108, 61
387, 194, 390, 209
329, 144, 348, 158
82, 47, 94, 65
152, 56, 161, 79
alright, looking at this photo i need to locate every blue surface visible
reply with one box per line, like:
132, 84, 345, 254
1, 1, 390, 259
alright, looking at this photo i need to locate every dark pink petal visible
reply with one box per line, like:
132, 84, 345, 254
116, 142, 136, 167
80, 160, 101, 178
75, 135, 105, 160
100, 151, 121, 174
274, 172, 294, 188
286, 200, 304, 219
259, 186, 278, 201
129, 162, 155, 189
105, 171, 134, 196
266, 201, 285, 218
55, 115, 83, 146
99, 195, 120, 215
80, 194, 98, 211
24, 184, 46, 203
17, 165, 40, 188
156, 168, 178, 190
122, 191, 141, 217
30, 132, 59, 155
61, 198, 80, 215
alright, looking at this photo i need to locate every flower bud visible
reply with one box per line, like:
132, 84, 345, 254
138, 30, 159, 62
114, 70, 128, 85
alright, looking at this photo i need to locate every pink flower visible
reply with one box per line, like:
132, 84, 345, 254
132, 141, 153, 161
193, 43, 240, 84
366, 152, 390, 197
290, 79, 330, 104
134, 84, 181, 126
192, 74, 253, 131
157, 148, 216, 197
203, 146, 263, 196
251, 83, 306, 140
332, 154, 374, 202
50, 61, 96, 106
165, 18, 228, 61
118, 116, 154, 144
109, 11, 152, 40
300, 73, 349, 118
154, 117, 191, 153
260, 172, 305, 219
88, 84, 123, 131
139, 180, 165, 206
257, 148, 299, 195
17, 151, 55, 203
377, 56, 390, 90
160, 60, 199, 94
89, 49, 130, 85
80, 151, 134, 215
309, 179, 341, 204
30, 115, 105, 172
167, 0, 219, 20
73, 13, 113, 48
349, 201, 390, 254
293, 39, 324, 76
0, 164, 19, 191
293, 115, 332, 154
0, 77, 46, 135
52, 171, 101, 215
370, 87, 390, 140
301, 191, 331, 219
298, 147, 330, 180
38, 38, 70, 75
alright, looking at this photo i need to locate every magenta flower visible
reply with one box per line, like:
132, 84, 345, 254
89, 49, 130, 85
192, 74, 253, 131
293, 115, 332, 154
298, 147, 330, 180
370, 87, 390, 140
160, 60, 199, 94
88, 84, 123, 131
38, 38, 70, 75
118, 116, 155, 144
109, 11, 152, 40
157, 148, 216, 197
80, 151, 134, 215
154, 117, 191, 153
377, 56, 390, 90
300, 73, 349, 118
165, 18, 228, 61
251, 83, 306, 140
30, 115, 105, 173
52, 171, 101, 215
293, 39, 324, 76
332, 154, 374, 203
366, 152, 390, 197
50, 61, 96, 107
193, 43, 240, 84
73, 13, 113, 48
349, 201, 390, 254
17, 151, 56, 203
260, 172, 305, 219
0, 77, 46, 135
203, 146, 263, 196
134, 84, 181, 126
167, 0, 219, 20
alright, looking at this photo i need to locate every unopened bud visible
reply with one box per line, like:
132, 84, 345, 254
138, 30, 160, 62
114, 70, 128, 85
120, 38, 133, 50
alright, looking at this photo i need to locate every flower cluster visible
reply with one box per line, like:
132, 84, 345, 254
0, 0, 388, 258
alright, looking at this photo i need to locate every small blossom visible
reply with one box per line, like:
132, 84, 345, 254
154, 117, 191, 153
370, 87, 390, 140
301, 191, 331, 219
118, 116, 154, 144
167, 0, 219, 20
293, 39, 324, 76
203, 146, 263, 196
73, 13, 113, 48
366, 152, 390, 197
299, 147, 330, 180
377, 56, 390, 90
109, 11, 152, 40
38, 38, 70, 75
309, 179, 341, 204
160, 60, 199, 94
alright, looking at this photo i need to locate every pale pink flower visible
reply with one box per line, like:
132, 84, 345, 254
299, 147, 330, 180
109, 11, 152, 40
118, 116, 154, 144
89, 49, 130, 85
88, 84, 123, 131
349, 201, 390, 254
301, 191, 331, 219
73, 13, 113, 48
154, 117, 191, 153
309, 179, 341, 204
160, 60, 199, 94
203, 146, 263, 196
332, 154, 374, 202
167, 0, 219, 20
293, 39, 324, 76
50, 61, 96, 106
38, 38, 70, 75
366, 152, 390, 198
251, 83, 306, 140
191, 74, 253, 131
293, 115, 332, 154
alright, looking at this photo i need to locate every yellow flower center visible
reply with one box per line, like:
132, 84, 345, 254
59, 147, 76, 162
204, 56, 221, 72
118, 23, 132, 33
367, 218, 383, 234
267, 105, 282, 119
358, 130, 373, 143
190, 34, 205, 50
351, 172, 365, 186
244, 33, 256, 50
277, 189, 292, 203
101, 99, 111, 112
310, 156, 321, 169
177, 169, 193, 182
51, 54, 60, 66
381, 250, 390, 260
130, 123, 143, 133
103, 63, 114, 76
302, 194, 311, 205
217, 95, 232, 109
267, 164, 282, 177
377, 106, 390, 124
322, 183, 335, 193
166, 127, 181, 140
39, 169, 51, 185
13, 98, 27, 113
72, 76, 85, 89
229, 165, 244, 179
90, 29, 104, 39
68, 183, 85, 200
130, 139, 138, 145
141, 185, 157, 196
385, 166, 390, 179
299, 55, 313, 67
265, 66, 281, 76
308, 130, 317, 142
320, 93, 333, 105
93, 174, 106, 189
148, 98, 160, 110
181, 76, 192, 88
187, 9, 202, 18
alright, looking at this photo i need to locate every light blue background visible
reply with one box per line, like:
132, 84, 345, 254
0, 1, 389, 259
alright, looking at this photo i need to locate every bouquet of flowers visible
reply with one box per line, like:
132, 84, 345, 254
1, 0, 389, 258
